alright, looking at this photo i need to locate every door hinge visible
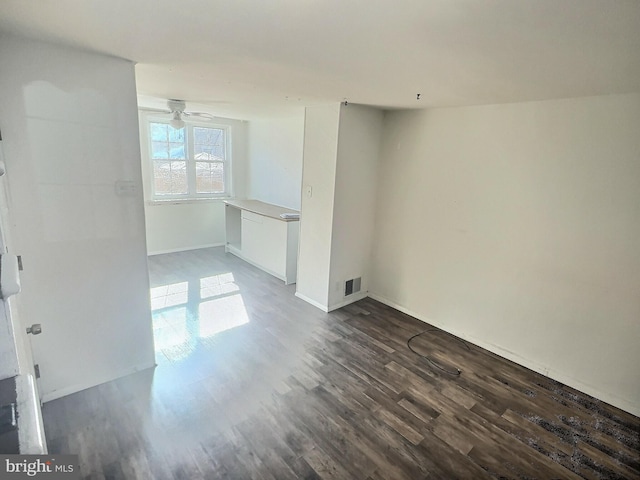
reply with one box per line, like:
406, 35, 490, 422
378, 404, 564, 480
34, 364, 40, 379
17, 256, 23, 271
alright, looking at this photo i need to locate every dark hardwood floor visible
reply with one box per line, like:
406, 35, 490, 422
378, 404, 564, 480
42, 247, 640, 479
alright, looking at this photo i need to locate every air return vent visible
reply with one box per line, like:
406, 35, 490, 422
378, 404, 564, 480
345, 277, 361, 296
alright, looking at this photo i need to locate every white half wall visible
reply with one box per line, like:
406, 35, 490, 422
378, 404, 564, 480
139, 113, 248, 255
0, 34, 155, 401
144, 202, 226, 255
370, 94, 640, 416
248, 113, 304, 210
328, 105, 384, 309
296, 104, 341, 309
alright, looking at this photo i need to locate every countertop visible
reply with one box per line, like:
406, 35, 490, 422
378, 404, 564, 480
224, 199, 300, 222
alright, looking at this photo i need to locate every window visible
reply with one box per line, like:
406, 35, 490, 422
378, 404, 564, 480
148, 120, 230, 199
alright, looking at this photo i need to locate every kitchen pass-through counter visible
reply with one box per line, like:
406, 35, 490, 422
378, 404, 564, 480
224, 199, 300, 284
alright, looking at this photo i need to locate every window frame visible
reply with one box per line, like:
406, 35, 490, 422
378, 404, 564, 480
145, 115, 232, 202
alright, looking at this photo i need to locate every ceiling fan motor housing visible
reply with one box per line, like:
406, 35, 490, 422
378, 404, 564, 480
164, 99, 214, 123
167, 99, 186, 113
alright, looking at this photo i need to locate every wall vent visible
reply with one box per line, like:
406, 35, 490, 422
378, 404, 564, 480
345, 277, 362, 296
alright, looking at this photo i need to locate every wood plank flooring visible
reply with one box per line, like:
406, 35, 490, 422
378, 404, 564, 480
42, 247, 640, 479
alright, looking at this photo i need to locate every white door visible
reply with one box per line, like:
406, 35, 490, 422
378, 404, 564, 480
0, 135, 43, 393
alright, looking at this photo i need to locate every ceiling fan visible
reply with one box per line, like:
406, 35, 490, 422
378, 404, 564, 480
146, 99, 215, 129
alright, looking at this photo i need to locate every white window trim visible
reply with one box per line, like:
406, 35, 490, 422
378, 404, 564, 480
144, 114, 233, 202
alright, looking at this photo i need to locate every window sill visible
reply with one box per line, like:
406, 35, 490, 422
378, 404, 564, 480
146, 197, 233, 206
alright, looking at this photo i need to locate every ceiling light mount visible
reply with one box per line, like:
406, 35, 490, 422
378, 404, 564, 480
167, 99, 186, 114
169, 111, 185, 130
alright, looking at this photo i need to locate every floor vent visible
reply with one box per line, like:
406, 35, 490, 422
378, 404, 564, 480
345, 277, 361, 296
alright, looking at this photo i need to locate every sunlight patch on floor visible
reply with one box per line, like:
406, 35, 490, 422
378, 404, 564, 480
200, 273, 240, 299
198, 294, 249, 338
150, 273, 250, 359
150, 281, 188, 310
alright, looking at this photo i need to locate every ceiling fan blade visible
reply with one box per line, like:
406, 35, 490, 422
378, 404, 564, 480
183, 112, 215, 120
139, 107, 171, 114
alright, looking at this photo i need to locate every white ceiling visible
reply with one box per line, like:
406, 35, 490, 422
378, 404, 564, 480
1, 0, 639, 119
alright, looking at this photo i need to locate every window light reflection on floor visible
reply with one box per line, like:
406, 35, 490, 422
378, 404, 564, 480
150, 281, 188, 310
152, 307, 189, 351
200, 273, 240, 299
150, 273, 250, 359
198, 294, 249, 338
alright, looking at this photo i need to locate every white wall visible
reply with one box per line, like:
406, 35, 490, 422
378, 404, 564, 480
0, 35, 155, 401
0, 148, 21, 379
328, 105, 384, 309
297, 103, 384, 311
144, 202, 226, 254
139, 114, 248, 255
0, 301, 19, 379
248, 114, 304, 210
296, 104, 341, 309
0, 138, 36, 384
370, 93, 640, 416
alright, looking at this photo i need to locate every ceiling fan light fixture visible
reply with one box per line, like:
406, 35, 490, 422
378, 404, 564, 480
169, 111, 185, 130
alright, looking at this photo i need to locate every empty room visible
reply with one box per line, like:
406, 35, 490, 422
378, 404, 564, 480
0, 1, 639, 479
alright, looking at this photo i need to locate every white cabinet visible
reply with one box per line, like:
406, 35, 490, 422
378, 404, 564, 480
224, 200, 299, 284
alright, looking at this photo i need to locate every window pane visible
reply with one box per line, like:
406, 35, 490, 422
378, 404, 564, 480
168, 127, 185, 143
170, 161, 188, 194
194, 127, 222, 144
151, 142, 169, 159
196, 162, 225, 193
151, 121, 185, 163
153, 161, 171, 194
169, 143, 185, 159
149, 121, 230, 199
151, 123, 168, 142
194, 144, 224, 159
153, 160, 187, 195
194, 127, 225, 160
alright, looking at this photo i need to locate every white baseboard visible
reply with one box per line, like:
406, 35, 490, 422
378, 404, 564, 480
295, 290, 369, 313
367, 292, 640, 417
295, 292, 329, 312
40, 361, 156, 403
328, 291, 368, 312
226, 248, 289, 283
147, 243, 224, 256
